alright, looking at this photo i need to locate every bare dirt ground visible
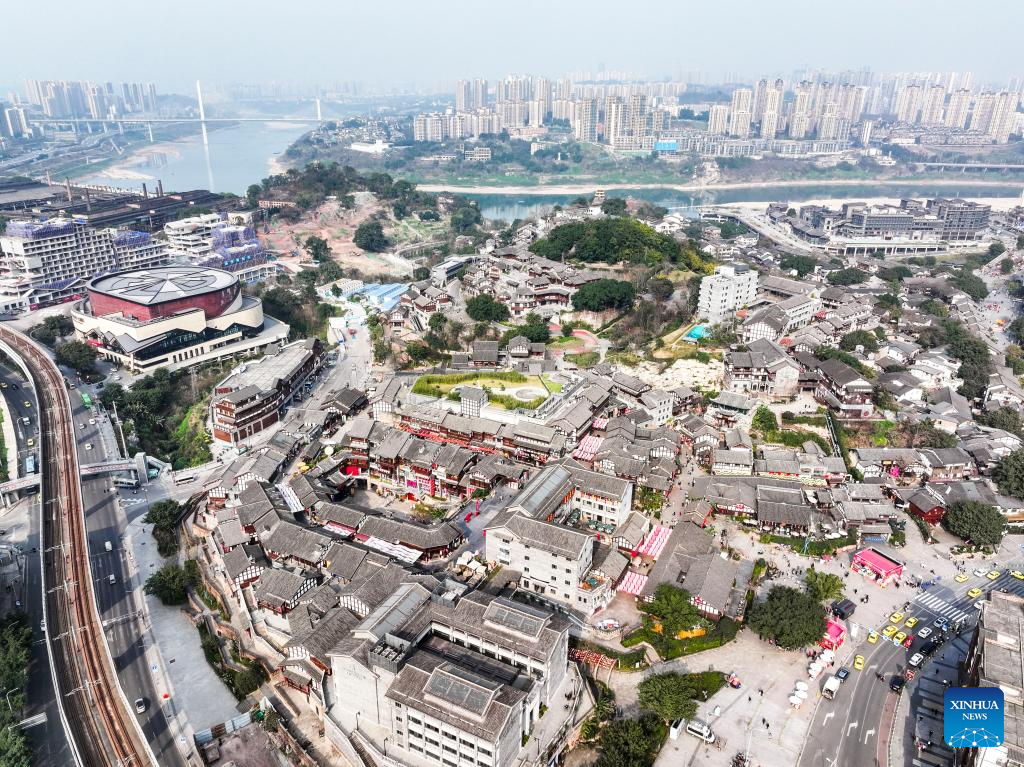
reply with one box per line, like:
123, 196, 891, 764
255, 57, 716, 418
261, 196, 415, 278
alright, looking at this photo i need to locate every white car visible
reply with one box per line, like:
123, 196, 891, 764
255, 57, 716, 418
973, 568, 987, 577
908, 653, 925, 668
84, 443, 93, 451
917, 627, 932, 639
79, 423, 86, 430
88, 418, 96, 425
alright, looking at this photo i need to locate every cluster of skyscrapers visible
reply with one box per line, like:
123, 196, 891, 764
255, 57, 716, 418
411, 69, 1021, 150
22, 79, 158, 120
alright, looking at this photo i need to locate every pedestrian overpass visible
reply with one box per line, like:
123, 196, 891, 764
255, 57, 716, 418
0, 454, 157, 507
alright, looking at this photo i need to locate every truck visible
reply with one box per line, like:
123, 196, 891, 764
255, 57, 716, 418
822, 675, 842, 700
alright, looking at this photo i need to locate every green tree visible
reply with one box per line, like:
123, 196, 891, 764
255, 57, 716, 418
593, 714, 666, 767
54, 340, 98, 374
748, 586, 827, 650
354, 220, 389, 252
950, 269, 988, 301
826, 268, 868, 286
878, 265, 913, 283
919, 298, 948, 318
413, 266, 431, 281
644, 584, 702, 635
804, 568, 845, 603
995, 448, 1024, 500
648, 278, 675, 303
572, 279, 636, 312
752, 405, 778, 433
144, 563, 195, 605
1017, 234, 1024, 250
465, 295, 510, 322
143, 500, 183, 557
780, 254, 818, 278
28, 315, 74, 347
978, 406, 1023, 436
989, 242, 1007, 259
637, 673, 699, 722
839, 330, 880, 353
516, 313, 550, 344
428, 312, 447, 335
1000, 258, 1013, 275
943, 500, 1005, 546
601, 197, 629, 216
303, 235, 331, 262
245, 184, 261, 207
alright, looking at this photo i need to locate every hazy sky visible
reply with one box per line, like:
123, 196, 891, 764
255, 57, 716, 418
3, 0, 1019, 94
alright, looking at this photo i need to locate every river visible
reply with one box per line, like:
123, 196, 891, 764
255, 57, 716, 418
468, 182, 1024, 222
75, 122, 311, 195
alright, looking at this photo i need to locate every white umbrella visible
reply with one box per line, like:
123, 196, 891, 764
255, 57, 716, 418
794, 689, 808, 699
795, 681, 809, 691
789, 696, 802, 707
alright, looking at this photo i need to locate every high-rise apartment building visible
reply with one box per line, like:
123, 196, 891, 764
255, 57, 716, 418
454, 80, 472, 112
707, 104, 730, 136
759, 80, 783, 138
572, 98, 598, 143
817, 102, 840, 140
0, 220, 169, 313
895, 84, 922, 123
920, 84, 946, 125
698, 263, 757, 324
2, 107, 29, 138
945, 88, 971, 130
472, 79, 488, 109
988, 91, 1019, 143
729, 88, 752, 137
604, 96, 628, 145
789, 83, 812, 139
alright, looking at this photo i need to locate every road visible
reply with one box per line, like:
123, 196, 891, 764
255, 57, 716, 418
0, 365, 75, 766
67, 387, 189, 767
798, 561, 1024, 767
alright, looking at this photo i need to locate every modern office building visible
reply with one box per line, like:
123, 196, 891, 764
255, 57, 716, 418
71, 266, 287, 373
0, 219, 169, 313
210, 338, 326, 446
926, 198, 992, 241
697, 262, 758, 324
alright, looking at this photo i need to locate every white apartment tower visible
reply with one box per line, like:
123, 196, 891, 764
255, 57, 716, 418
697, 262, 758, 324
759, 81, 782, 138
945, 88, 971, 130
729, 88, 753, 137
895, 84, 922, 123
817, 102, 840, 140
707, 104, 730, 136
454, 80, 472, 112
920, 84, 946, 125
789, 83, 811, 139
472, 78, 488, 109
572, 98, 598, 143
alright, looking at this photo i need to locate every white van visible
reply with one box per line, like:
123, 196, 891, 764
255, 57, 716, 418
669, 719, 684, 740
686, 719, 716, 744
108, 574, 116, 585
104, 541, 113, 552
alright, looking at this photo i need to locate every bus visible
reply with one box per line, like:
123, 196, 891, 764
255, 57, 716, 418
81, 392, 93, 410
25, 455, 36, 474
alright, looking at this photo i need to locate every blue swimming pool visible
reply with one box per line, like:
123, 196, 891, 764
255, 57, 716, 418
685, 324, 708, 340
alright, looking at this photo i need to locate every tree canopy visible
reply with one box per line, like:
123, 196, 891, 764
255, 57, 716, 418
648, 278, 675, 303
943, 500, 1005, 547
54, 340, 98, 374
643, 584, 702, 636
354, 220, 389, 252
593, 714, 667, 767
637, 673, 700, 722
143, 500, 183, 557
839, 330, 880, 353
780, 254, 817, 278
752, 405, 778, 433
826, 268, 868, 286
600, 197, 629, 216
989, 242, 1007, 258
303, 234, 331, 262
804, 568, 845, 603
465, 294, 510, 322
978, 406, 1023, 437
27, 315, 73, 348
748, 586, 827, 649
572, 279, 636, 313
144, 563, 197, 605
995, 448, 1024, 501
529, 218, 711, 272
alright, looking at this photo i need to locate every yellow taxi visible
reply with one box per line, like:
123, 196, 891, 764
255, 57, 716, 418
894, 631, 907, 645
968, 587, 983, 599
23, 401, 30, 408
987, 571, 1001, 581
904, 617, 918, 629
881, 625, 898, 638
26, 438, 34, 447
867, 630, 879, 644
1011, 571, 1024, 581
954, 573, 970, 583
889, 612, 904, 623
853, 655, 865, 671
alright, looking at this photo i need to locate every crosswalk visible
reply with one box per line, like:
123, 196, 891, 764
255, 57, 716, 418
914, 592, 972, 626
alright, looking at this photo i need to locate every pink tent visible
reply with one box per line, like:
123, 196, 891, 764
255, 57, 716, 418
617, 571, 649, 596
819, 618, 847, 650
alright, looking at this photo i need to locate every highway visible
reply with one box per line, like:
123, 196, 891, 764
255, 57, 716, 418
797, 563, 1024, 767
70, 393, 189, 767
0, 326, 154, 767
0, 365, 75, 766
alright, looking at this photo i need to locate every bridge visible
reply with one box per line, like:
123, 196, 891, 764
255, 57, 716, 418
0, 458, 141, 503
915, 161, 1024, 172
27, 80, 324, 147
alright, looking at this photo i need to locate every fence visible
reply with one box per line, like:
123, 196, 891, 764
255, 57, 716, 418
193, 711, 253, 746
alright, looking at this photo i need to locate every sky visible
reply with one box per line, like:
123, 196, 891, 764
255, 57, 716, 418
3, 0, 1020, 95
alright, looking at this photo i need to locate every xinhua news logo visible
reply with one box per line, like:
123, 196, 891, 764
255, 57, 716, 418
945, 687, 1004, 748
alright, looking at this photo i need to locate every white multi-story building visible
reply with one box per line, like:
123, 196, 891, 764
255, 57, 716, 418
729, 88, 752, 138
945, 88, 971, 130
707, 104, 730, 136
697, 262, 758, 324
163, 213, 223, 257
0, 219, 169, 313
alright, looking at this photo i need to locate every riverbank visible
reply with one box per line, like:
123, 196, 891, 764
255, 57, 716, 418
419, 176, 1024, 196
